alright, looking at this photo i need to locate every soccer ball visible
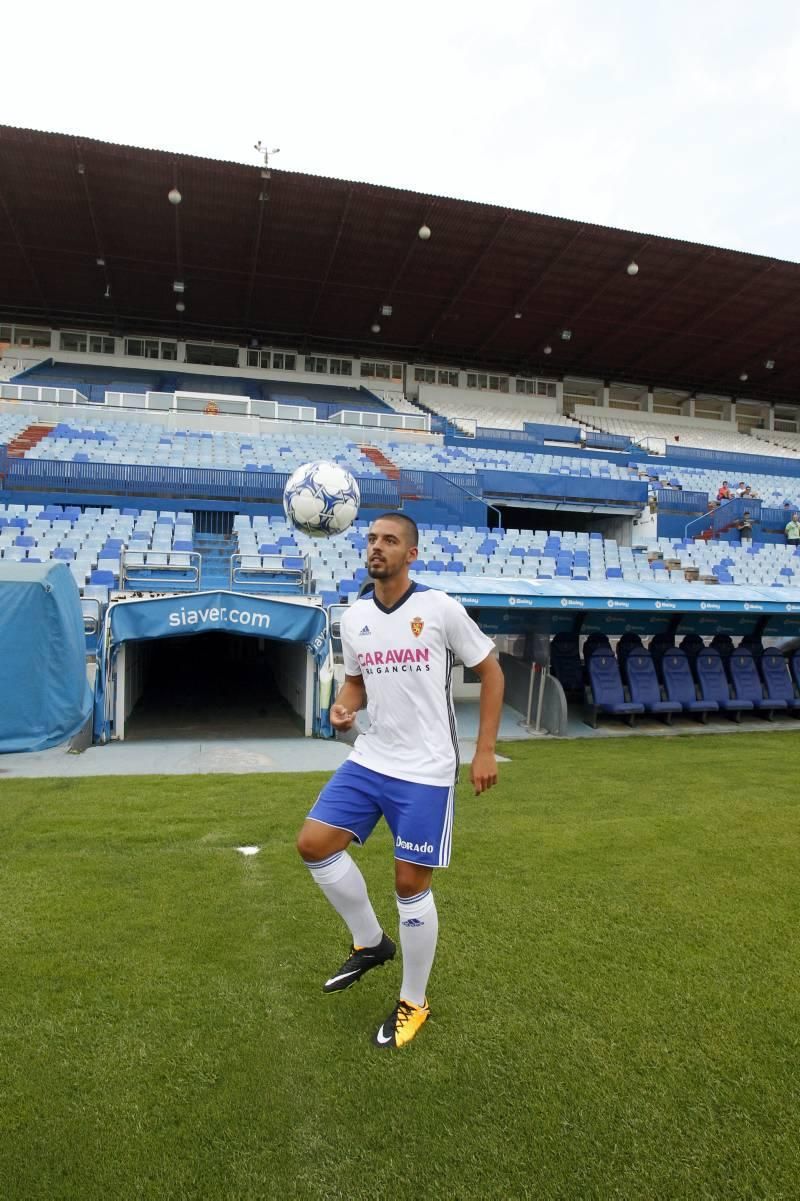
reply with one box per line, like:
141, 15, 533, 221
283, 460, 360, 537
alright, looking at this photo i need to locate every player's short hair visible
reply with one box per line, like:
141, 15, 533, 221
370, 512, 419, 547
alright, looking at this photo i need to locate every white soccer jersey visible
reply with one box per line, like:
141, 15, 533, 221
340, 581, 496, 786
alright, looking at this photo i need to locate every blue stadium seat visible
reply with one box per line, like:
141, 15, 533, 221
695, 649, 753, 720
758, 649, 800, 713
649, 634, 676, 677
90, 570, 116, 588
656, 649, 715, 719
549, 633, 584, 696
710, 633, 735, 662
739, 634, 764, 658
728, 650, 785, 718
790, 652, 800, 694
679, 633, 704, 666
617, 633, 644, 667
623, 652, 682, 724
583, 633, 612, 666
586, 653, 644, 728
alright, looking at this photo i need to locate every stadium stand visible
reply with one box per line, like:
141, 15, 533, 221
751, 430, 800, 454
6, 492, 800, 606
11, 362, 394, 417
20, 419, 388, 474
634, 461, 800, 509
414, 395, 579, 434
577, 412, 794, 458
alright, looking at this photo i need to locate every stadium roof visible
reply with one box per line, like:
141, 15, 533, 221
1, 124, 800, 404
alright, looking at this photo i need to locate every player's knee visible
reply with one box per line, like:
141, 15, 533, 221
296, 825, 323, 861
395, 859, 433, 898
297, 821, 350, 862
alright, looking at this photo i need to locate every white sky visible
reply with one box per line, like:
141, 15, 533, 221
5, 0, 800, 261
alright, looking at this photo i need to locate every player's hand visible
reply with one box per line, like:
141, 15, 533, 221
470, 750, 498, 795
330, 703, 357, 731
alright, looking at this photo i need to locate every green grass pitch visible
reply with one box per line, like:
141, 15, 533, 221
1, 733, 799, 1200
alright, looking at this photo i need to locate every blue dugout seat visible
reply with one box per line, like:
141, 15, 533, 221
660, 649, 718, 722
623, 652, 682, 724
549, 633, 584, 696
758, 649, 800, 714
695, 649, 753, 721
728, 649, 786, 718
586, 652, 644, 728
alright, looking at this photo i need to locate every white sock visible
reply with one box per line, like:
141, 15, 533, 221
304, 851, 382, 949
397, 888, 438, 1007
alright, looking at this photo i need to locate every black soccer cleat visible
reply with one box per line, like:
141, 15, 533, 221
323, 932, 396, 993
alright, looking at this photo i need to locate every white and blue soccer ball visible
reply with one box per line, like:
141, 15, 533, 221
283, 460, 361, 537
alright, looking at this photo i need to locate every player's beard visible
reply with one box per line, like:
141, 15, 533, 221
367, 559, 391, 578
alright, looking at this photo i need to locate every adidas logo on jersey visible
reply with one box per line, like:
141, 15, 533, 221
358, 625, 371, 636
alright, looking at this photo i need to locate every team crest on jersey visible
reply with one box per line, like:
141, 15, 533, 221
410, 617, 424, 637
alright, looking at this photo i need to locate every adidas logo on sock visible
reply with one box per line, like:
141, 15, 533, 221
358, 625, 371, 636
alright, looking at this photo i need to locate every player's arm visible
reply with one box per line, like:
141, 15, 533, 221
469, 653, 504, 795
330, 674, 367, 731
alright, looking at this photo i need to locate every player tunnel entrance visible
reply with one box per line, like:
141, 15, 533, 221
96, 592, 327, 743
120, 631, 307, 741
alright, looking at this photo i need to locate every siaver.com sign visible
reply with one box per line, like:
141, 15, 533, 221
105, 590, 327, 654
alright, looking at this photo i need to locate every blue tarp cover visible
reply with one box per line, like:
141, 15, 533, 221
0, 561, 92, 752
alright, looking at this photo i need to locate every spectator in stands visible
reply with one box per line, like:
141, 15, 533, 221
737, 511, 753, 543
783, 501, 793, 510
717, 481, 731, 500
785, 512, 800, 547
734, 481, 747, 498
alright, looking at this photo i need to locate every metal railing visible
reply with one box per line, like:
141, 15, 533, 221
81, 596, 102, 650
684, 497, 761, 540
329, 409, 430, 432
0, 383, 89, 405
433, 471, 503, 530
525, 662, 550, 733
3, 457, 400, 508
121, 549, 202, 592
229, 553, 311, 594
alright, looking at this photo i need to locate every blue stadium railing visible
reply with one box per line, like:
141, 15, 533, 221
398, 470, 484, 524
1, 456, 400, 509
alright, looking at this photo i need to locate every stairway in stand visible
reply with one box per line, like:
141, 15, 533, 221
195, 531, 235, 591
361, 445, 400, 480
6, 423, 55, 457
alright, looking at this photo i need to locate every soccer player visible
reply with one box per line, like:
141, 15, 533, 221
296, 513, 504, 1048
